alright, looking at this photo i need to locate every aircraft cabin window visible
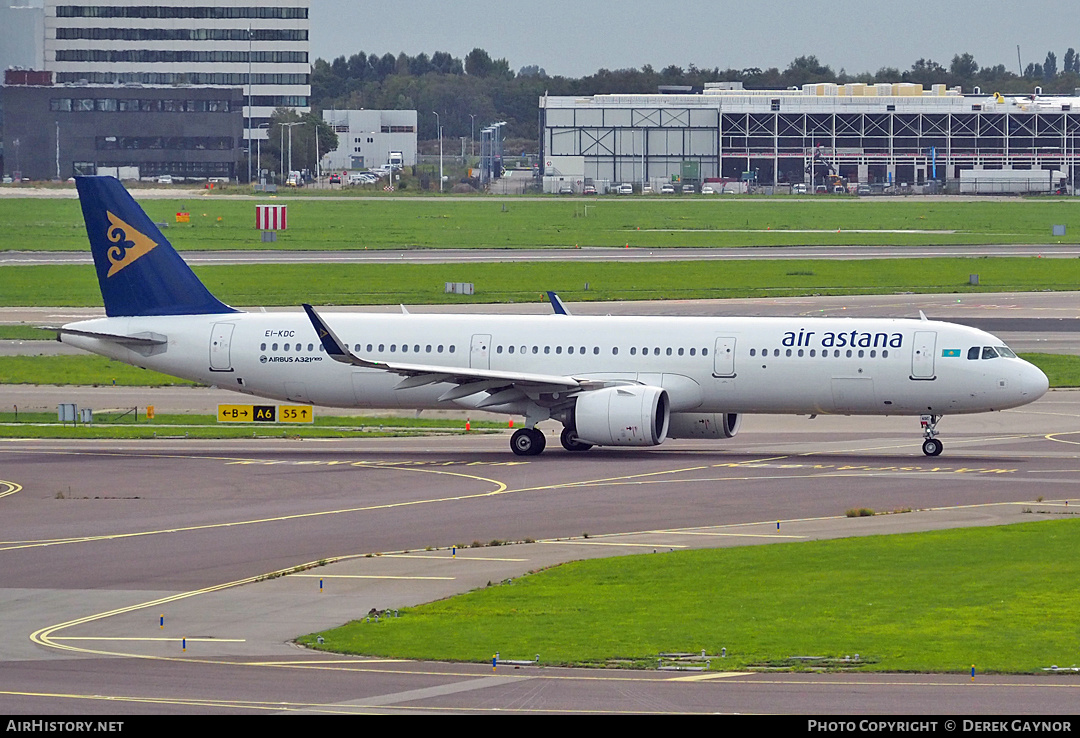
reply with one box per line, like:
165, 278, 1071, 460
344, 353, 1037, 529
532, 346, 538, 354
982, 346, 999, 359
414, 344, 420, 352
354, 344, 360, 352
272, 343, 278, 351
882, 350, 889, 358
284, 343, 290, 351
260, 343, 266, 350
750, 349, 756, 357
556, 346, 562, 355
379, 344, 385, 352
437, 345, 443, 353
612, 347, 619, 355
544, 346, 550, 354
567, 346, 573, 354
689, 348, 696, 356
630, 347, 637, 355
653, 347, 660, 356
870, 350, 876, 358
968, 347, 980, 360
798, 349, 804, 357
667, 348, 673, 356
810, 349, 816, 357
702, 348, 708, 356
593, 347, 599, 355
426, 345, 432, 353
678, 348, 684, 356
402, 345, 409, 352
308, 344, 313, 351
773, 349, 780, 357
390, 345, 397, 352
786, 349, 792, 357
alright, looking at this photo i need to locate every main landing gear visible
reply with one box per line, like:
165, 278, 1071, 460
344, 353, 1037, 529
511, 427, 546, 456
510, 427, 595, 456
920, 414, 943, 457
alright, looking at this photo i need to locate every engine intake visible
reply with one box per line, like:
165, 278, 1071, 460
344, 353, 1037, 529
574, 385, 670, 447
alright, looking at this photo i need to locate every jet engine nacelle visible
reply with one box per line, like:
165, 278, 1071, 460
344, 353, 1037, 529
574, 385, 670, 447
667, 412, 742, 440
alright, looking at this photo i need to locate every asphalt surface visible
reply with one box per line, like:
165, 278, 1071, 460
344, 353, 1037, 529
2, 394, 1080, 715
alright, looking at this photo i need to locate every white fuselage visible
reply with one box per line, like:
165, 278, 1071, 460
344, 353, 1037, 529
60, 311, 1048, 418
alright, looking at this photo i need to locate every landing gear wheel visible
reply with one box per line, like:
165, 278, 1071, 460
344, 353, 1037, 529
922, 438, 943, 457
560, 427, 593, 452
511, 427, 546, 456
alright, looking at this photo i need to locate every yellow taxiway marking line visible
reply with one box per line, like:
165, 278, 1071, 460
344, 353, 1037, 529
0, 462, 509, 552
51, 637, 246, 642
657, 531, 807, 539
381, 554, 529, 561
0, 480, 21, 499
541, 540, 688, 548
293, 574, 456, 580
667, 672, 756, 681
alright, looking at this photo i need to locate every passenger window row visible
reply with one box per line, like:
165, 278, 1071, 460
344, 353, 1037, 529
750, 347, 891, 359
495, 345, 710, 357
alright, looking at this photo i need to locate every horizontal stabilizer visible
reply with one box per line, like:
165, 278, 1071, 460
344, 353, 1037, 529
59, 327, 167, 346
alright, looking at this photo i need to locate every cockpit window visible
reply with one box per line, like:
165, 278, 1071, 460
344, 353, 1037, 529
982, 346, 999, 359
997, 346, 1017, 358
967, 347, 980, 360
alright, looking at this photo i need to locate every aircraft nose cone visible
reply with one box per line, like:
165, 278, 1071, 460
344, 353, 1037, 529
1022, 362, 1050, 399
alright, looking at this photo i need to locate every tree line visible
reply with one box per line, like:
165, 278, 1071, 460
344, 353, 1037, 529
311, 48, 1080, 142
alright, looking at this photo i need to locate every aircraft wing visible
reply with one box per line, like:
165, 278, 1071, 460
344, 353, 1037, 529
303, 304, 600, 404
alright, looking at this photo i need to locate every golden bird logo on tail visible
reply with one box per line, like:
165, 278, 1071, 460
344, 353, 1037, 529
105, 211, 158, 277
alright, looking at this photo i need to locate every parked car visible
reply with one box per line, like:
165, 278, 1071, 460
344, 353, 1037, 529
681, 184, 696, 194
583, 184, 597, 195
329, 174, 341, 184
641, 183, 652, 194
700, 184, 716, 195
856, 183, 871, 196
792, 183, 807, 195
617, 183, 634, 195
156, 174, 173, 185
558, 185, 574, 195
660, 183, 676, 194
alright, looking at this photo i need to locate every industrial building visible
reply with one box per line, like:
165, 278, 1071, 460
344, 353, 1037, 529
540, 82, 1080, 192
321, 109, 417, 171
40, 0, 310, 144
2, 78, 243, 180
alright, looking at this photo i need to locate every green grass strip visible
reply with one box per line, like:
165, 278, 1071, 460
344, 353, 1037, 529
3, 197, 1080, 251
4, 258, 1080, 307
300, 519, 1080, 673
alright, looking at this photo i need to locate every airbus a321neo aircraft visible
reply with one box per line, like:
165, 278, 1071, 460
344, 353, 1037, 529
60, 176, 1049, 457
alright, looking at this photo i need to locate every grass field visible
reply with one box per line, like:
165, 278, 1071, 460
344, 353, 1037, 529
3, 257, 1080, 307
299, 519, 1080, 673
0, 410, 498, 440
3, 196, 1080, 251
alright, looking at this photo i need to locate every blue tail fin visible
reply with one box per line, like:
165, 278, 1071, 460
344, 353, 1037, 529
76, 176, 237, 317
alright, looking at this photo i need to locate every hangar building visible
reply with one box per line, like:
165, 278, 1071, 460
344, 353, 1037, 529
540, 82, 1080, 192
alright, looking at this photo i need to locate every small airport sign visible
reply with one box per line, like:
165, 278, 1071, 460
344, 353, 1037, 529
217, 404, 314, 423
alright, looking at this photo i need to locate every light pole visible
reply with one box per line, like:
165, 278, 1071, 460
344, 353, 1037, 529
246, 25, 253, 184
256, 122, 270, 182
469, 114, 476, 159
282, 121, 302, 178
433, 111, 443, 192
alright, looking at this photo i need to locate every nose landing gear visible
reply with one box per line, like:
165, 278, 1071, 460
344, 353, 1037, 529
920, 414, 943, 456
